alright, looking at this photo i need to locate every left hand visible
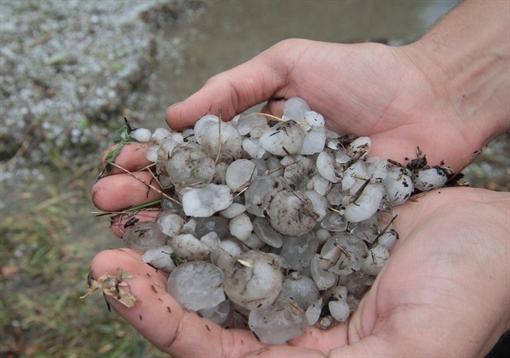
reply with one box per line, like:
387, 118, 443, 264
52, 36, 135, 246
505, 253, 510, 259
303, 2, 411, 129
91, 170, 510, 357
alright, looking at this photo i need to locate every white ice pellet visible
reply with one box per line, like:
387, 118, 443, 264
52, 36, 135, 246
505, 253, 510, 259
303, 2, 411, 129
301, 126, 326, 155
253, 217, 283, 248
329, 299, 350, 322
305, 298, 323, 325
142, 246, 175, 272
311, 175, 331, 196
361, 244, 389, 275
335, 150, 351, 165
167, 262, 225, 311
236, 114, 269, 135
182, 184, 233, 217
316, 151, 340, 183
310, 254, 338, 290
220, 203, 246, 219
414, 167, 448, 191
200, 232, 221, 250
268, 190, 317, 236
282, 96, 310, 126
316, 228, 332, 244
304, 190, 328, 221
344, 183, 384, 223
224, 251, 284, 310
145, 144, 159, 162
242, 233, 266, 249
220, 240, 243, 257
157, 211, 185, 237
248, 299, 306, 344
171, 234, 210, 260
130, 128, 152, 142
225, 159, 255, 191
194, 115, 243, 159
165, 144, 215, 186
304, 111, 325, 127
259, 120, 305, 156
342, 161, 368, 193
384, 167, 414, 205
347, 136, 371, 158
366, 157, 388, 183
152, 127, 172, 143
281, 273, 320, 309
242, 138, 266, 159
181, 218, 197, 235
378, 230, 398, 250
229, 214, 253, 241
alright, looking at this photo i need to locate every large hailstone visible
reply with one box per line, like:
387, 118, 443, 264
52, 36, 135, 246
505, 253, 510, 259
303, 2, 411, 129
182, 184, 233, 217
142, 246, 175, 272
344, 183, 384, 222
281, 273, 320, 309
301, 126, 326, 155
244, 176, 286, 217
384, 166, 414, 205
282, 96, 310, 126
167, 261, 225, 311
223, 250, 283, 310
248, 299, 306, 344
268, 190, 317, 236
170, 234, 210, 260
157, 211, 185, 237
123, 222, 168, 252
236, 114, 269, 136
252, 217, 283, 248
414, 167, 448, 191
225, 159, 256, 191
229, 213, 253, 241
259, 120, 305, 156
279, 233, 319, 272
165, 144, 215, 186
130, 128, 152, 142
316, 152, 340, 183
194, 114, 243, 159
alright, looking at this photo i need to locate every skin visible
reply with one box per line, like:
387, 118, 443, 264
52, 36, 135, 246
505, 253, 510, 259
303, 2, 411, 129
90, 0, 510, 356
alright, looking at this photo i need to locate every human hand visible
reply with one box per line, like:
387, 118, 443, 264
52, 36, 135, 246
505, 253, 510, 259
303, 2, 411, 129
165, 37, 503, 172
90, 180, 510, 357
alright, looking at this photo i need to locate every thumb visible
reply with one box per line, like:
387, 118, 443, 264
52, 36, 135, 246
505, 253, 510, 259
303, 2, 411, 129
166, 43, 290, 130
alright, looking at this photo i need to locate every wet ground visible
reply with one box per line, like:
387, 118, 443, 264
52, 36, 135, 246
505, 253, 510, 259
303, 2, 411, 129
1, 0, 508, 356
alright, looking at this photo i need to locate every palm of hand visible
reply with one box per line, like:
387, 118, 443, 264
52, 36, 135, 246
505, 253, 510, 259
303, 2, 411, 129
169, 40, 482, 171
91, 188, 510, 357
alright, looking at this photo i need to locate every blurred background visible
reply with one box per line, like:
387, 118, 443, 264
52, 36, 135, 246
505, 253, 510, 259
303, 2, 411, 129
1, 0, 508, 356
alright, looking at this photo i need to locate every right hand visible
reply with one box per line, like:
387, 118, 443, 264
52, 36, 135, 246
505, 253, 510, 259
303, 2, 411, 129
166, 38, 495, 172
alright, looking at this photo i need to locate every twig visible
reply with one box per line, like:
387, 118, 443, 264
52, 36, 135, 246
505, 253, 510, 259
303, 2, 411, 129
107, 161, 181, 206
91, 199, 162, 216
253, 112, 286, 122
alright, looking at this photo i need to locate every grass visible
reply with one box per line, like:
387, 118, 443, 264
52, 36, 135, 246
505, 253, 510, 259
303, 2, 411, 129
0, 165, 166, 357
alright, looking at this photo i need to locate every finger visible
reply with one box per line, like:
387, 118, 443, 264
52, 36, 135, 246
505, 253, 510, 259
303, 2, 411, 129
91, 249, 264, 357
166, 46, 288, 130
289, 324, 349, 355
91, 172, 161, 212
260, 99, 285, 117
101, 142, 152, 175
244, 346, 325, 358
110, 210, 161, 237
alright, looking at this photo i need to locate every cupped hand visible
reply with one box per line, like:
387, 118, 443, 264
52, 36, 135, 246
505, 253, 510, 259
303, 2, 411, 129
167, 39, 504, 172
91, 142, 510, 357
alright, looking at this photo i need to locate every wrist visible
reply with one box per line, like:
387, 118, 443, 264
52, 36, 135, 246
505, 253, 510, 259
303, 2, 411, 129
401, 1, 510, 150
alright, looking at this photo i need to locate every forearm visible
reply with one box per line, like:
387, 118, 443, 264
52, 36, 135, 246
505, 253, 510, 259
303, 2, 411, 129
406, 0, 510, 144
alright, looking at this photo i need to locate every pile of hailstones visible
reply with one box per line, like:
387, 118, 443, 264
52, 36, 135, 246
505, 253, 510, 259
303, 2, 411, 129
123, 97, 449, 344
